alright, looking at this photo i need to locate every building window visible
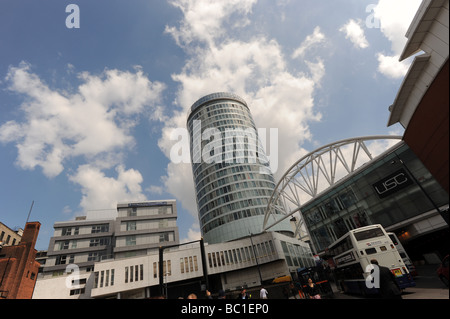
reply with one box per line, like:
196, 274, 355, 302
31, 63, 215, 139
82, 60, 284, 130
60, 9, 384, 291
159, 233, 169, 243
228, 250, 233, 264
126, 236, 136, 246
180, 258, 185, 274
94, 272, 99, 288
110, 269, 115, 286
90, 238, 110, 247
163, 260, 171, 276
60, 240, 70, 250
212, 252, 217, 267
70, 288, 85, 296
193, 256, 198, 271
105, 270, 109, 287
127, 207, 137, 216
56, 255, 67, 265
130, 266, 134, 282
88, 252, 99, 261
91, 224, 109, 233
127, 221, 136, 231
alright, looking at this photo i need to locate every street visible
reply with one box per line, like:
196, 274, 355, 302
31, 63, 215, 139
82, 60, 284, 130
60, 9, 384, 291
331, 264, 449, 299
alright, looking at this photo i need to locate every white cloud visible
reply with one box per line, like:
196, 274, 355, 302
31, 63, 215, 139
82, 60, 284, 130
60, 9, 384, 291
161, 162, 197, 216
146, 185, 165, 196
0, 62, 165, 211
292, 26, 326, 59
373, 0, 422, 78
165, 0, 257, 47
69, 164, 147, 211
373, 0, 421, 55
181, 222, 202, 243
376, 53, 411, 79
1, 63, 165, 177
160, 1, 326, 218
339, 19, 369, 49
62, 205, 73, 216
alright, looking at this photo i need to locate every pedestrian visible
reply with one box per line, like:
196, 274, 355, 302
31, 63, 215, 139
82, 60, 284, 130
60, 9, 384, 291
259, 286, 268, 299
205, 290, 213, 299
218, 289, 226, 299
187, 293, 197, 299
305, 278, 321, 299
289, 282, 299, 299
282, 286, 290, 299
370, 259, 402, 299
237, 288, 250, 299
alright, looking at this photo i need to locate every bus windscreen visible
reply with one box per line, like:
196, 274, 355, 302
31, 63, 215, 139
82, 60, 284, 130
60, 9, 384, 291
354, 228, 384, 241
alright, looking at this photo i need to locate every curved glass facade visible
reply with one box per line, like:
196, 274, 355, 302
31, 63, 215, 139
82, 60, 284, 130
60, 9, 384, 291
187, 92, 293, 244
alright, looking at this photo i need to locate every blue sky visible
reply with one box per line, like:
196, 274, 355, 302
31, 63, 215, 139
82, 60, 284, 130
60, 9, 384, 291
0, 0, 421, 250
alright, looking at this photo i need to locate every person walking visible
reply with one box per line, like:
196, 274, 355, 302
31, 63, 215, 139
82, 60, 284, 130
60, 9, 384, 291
259, 286, 268, 299
237, 289, 250, 299
305, 278, 321, 299
370, 259, 402, 299
218, 289, 226, 299
289, 282, 299, 299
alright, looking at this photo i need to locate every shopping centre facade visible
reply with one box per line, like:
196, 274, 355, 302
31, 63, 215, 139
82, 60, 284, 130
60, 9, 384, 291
301, 141, 448, 260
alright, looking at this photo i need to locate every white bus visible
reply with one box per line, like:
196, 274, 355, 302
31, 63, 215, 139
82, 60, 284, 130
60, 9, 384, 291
387, 232, 418, 277
327, 224, 415, 296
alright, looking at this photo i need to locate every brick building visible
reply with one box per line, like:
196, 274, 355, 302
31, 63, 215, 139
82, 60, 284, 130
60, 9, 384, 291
0, 221, 41, 299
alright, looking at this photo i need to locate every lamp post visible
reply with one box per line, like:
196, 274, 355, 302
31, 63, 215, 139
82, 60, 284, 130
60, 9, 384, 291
249, 232, 263, 285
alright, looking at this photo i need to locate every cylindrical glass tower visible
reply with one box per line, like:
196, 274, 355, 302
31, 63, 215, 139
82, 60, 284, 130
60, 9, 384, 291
187, 92, 293, 244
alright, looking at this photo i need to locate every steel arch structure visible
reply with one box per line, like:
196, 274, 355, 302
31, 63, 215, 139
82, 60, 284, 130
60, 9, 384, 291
262, 136, 402, 240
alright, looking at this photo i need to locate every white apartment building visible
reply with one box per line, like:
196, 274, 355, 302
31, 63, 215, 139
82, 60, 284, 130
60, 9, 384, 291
114, 201, 179, 258
33, 200, 179, 299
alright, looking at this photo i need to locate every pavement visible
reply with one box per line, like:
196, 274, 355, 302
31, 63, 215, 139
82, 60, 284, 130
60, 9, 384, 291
402, 264, 449, 299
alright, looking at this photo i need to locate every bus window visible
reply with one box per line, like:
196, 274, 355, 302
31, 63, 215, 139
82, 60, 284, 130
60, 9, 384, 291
354, 227, 384, 241
388, 234, 398, 245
